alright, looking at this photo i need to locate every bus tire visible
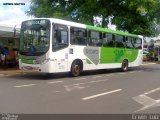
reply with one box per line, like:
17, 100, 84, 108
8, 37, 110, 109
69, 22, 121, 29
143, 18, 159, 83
70, 61, 82, 77
121, 60, 128, 72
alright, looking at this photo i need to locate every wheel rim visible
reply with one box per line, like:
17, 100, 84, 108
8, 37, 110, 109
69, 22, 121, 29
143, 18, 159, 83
73, 65, 80, 75
123, 61, 128, 71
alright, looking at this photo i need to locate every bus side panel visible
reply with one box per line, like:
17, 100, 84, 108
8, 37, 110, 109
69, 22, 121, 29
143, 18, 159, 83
100, 47, 138, 64
83, 46, 100, 70
100, 47, 116, 63
129, 50, 143, 67
50, 48, 69, 73
68, 46, 90, 71
125, 49, 138, 63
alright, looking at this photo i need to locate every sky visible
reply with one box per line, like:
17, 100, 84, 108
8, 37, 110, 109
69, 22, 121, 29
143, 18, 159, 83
0, 0, 34, 28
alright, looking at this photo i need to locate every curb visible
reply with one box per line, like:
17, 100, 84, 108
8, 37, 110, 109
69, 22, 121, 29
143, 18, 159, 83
141, 62, 157, 66
0, 69, 31, 75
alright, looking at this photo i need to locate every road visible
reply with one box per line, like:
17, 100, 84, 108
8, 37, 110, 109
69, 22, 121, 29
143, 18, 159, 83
0, 63, 160, 114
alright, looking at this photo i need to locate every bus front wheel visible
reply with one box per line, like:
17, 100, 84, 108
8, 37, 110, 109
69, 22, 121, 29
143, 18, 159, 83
121, 60, 128, 72
71, 62, 81, 77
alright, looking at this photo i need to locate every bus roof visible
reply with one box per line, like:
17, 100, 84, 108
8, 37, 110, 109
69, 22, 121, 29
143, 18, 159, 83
23, 18, 140, 38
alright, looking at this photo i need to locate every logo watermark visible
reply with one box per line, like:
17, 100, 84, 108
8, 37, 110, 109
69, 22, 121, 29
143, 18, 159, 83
3, 3, 25, 5
1, 114, 18, 120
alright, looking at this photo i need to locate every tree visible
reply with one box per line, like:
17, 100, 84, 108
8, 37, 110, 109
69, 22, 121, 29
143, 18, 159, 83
27, 0, 160, 36
67, 0, 98, 25
115, 0, 159, 36
27, 0, 71, 19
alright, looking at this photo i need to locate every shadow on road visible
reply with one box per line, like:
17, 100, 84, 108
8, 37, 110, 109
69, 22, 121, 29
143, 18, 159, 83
3, 67, 142, 80
3, 64, 160, 80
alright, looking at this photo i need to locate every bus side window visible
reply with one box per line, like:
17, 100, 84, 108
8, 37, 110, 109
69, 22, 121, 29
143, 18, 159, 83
103, 33, 115, 47
126, 37, 134, 49
88, 31, 102, 47
70, 27, 87, 46
97, 32, 103, 46
115, 35, 125, 48
52, 24, 68, 51
133, 38, 142, 49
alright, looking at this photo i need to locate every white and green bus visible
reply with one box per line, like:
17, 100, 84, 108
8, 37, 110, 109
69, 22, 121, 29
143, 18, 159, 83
19, 18, 143, 77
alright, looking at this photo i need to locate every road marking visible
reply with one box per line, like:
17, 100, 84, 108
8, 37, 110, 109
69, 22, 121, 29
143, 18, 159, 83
82, 89, 122, 100
133, 88, 160, 112
118, 73, 126, 75
92, 76, 102, 78
87, 79, 107, 84
138, 70, 144, 72
133, 94, 160, 112
66, 79, 108, 86
14, 84, 36, 88
48, 81, 63, 84
74, 78, 86, 81
64, 85, 88, 92
64, 79, 108, 92
129, 71, 137, 74
54, 91, 61, 93
144, 88, 160, 95
105, 74, 114, 77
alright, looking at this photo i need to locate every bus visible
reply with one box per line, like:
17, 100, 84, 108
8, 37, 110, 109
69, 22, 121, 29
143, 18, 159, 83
19, 18, 143, 77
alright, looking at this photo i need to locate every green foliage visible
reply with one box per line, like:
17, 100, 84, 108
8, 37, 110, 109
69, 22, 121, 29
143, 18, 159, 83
27, 0, 160, 36
27, 0, 71, 19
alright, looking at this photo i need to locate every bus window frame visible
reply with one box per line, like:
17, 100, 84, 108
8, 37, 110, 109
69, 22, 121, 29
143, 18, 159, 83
125, 37, 135, 49
115, 34, 125, 48
88, 30, 103, 47
133, 38, 142, 49
52, 23, 69, 52
19, 19, 51, 56
70, 27, 87, 46
102, 33, 115, 48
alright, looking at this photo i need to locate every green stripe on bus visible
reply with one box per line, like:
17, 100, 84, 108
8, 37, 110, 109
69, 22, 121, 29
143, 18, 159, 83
100, 47, 138, 63
19, 54, 34, 64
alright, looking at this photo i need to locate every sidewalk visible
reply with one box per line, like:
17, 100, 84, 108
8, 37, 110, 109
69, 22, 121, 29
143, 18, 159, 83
0, 66, 31, 75
142, 61, 159, 65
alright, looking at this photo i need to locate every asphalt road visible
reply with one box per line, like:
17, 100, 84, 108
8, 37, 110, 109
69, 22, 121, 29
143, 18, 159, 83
0, 63, 160, 114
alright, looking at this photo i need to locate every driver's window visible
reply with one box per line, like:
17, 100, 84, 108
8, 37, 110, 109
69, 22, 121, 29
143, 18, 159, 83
52, 24, 68, 51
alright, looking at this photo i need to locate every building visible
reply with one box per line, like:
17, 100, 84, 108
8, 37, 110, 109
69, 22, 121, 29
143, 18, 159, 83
0, 26, 20, 67
0, 25, 20, 49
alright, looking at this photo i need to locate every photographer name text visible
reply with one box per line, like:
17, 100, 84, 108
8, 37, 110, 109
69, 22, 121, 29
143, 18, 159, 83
3, 3, 25, 5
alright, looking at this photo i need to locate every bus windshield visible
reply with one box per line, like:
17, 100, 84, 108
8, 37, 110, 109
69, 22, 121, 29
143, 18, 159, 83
20, 19, 50, 56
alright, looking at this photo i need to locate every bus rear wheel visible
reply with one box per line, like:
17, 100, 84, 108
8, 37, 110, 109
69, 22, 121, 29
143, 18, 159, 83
121, 60, 128, 72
